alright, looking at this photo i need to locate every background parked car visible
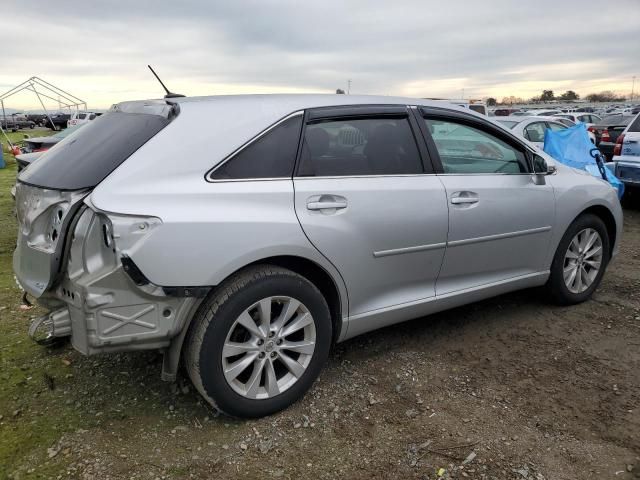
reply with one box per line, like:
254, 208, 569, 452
43, 113, 71, 130
67, 111, 101, 128
609, 113, 640, 189
553, 113, 601, 127
495, 116, 570, 148
26, 114, 48, 126
530, 109, 563, 116
588, 114, 637, 160
10, 114, 36, 129
492, 108, 522, 116
0, 116, 17, 131
0, 114, 35, 131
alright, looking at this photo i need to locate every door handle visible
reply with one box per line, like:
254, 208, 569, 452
450, 197, 478, 205
307, 201, 348, 210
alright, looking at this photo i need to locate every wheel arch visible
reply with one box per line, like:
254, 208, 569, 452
575, 204, 617, 256
244, 255, 346, 344
162, 254, 347, 381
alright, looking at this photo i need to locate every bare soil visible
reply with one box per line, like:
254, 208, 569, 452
3, 198, 640, 480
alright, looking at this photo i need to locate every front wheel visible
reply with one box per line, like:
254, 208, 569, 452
184, 265, 332, 418
546, 214, 610, 305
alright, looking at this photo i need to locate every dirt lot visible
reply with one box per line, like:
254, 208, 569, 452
1, 144, 639, 479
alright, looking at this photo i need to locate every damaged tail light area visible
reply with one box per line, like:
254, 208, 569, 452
613, 134, 625, 157
59, 205, 195, 355
14, 183, 87, 254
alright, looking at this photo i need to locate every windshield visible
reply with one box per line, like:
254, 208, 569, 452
19, 105, 175, 190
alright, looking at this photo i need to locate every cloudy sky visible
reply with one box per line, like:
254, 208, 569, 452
1, 0, 638, 110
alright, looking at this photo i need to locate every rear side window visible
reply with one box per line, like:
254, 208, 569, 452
210, 115, 303, 180
523, 122, 547, 142
19, 110, 173, 190
297, 117, 423, 176
424, 118, 527, 174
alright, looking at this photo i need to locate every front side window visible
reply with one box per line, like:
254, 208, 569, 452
211, 115, 303, 180
523, 122, 547, 142
424, 118, 527, 174
297, 117, 422, 176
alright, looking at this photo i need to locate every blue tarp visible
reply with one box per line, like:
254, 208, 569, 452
543, 123, 624, 199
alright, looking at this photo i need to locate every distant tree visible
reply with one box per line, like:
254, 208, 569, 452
559, 90, 579, 101
486, 97, 497, 106
336, 89, 345, 94
586, 90, 625, 102
501, 96, 525, 105
540, 90, 555, 102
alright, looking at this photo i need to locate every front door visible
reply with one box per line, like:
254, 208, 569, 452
293, 106, 449, 317
417, 110, 555, 295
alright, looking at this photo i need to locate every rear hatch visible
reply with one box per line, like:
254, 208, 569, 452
620, 115, 640, 157
14, 100, 178, 298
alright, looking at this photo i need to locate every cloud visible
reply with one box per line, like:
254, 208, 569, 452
0, 0, 638, 109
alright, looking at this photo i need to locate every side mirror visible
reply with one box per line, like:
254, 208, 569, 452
532, 155, 556, 185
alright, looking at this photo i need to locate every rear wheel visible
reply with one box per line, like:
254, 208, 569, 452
546, 214, 610, 305
184, 265, 332, 418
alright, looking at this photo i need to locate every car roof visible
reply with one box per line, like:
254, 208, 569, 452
118, 93, 479, 116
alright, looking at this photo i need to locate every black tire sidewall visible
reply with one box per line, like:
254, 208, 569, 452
549, 214, 610, 304
198, 273, 332, 418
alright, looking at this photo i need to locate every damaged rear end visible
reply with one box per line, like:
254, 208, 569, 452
13, 100, 193, 372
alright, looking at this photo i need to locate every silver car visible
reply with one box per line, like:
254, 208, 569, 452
13, 95, 623, 417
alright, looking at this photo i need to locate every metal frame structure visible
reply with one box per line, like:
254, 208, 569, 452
0, 77, 87, 147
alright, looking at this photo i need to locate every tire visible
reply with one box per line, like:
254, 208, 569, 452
546, 214, 610, 305
184, 265, 332, 418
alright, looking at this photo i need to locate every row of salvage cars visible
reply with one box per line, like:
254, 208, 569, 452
492, 112, 640, 191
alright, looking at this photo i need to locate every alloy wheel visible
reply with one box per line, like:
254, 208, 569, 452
563, 228, 603, 294
221, 296, 316, 400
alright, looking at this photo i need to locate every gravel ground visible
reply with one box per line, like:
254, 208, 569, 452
3, 200, 640, 480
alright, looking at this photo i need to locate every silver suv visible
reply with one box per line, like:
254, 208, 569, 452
13, 95, 623, 417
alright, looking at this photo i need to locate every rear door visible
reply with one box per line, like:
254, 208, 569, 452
415, 107, 555, 295
293, 105, 449, 317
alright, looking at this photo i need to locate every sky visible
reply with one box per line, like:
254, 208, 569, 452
0, 0, 638, 110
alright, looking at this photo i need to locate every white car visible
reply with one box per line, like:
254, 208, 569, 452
553, 113, 602, 128
67, 111, 101, 128
494, 116, 571, 148
530, 109, 563, 117
497, 116, 596, 147
610, 113, 640, 188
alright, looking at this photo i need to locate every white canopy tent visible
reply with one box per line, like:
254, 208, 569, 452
0, 76, 87, 148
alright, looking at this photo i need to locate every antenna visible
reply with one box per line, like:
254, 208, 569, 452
147, 65, 185, 98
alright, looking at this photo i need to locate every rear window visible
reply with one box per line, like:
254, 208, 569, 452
468, 105, 486, 115
19, 108, 174, 190
496, 120, 518, 129
628, 114, 640, 132
601, 115, 634, 125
